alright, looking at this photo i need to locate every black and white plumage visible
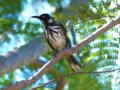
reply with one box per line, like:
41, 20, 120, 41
44, 24, 66, 52
31, 13, 82, 72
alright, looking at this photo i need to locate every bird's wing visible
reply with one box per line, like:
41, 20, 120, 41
59, 23, 67, 33
59, 23, 71, 47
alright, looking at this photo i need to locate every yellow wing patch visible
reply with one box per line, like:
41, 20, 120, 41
66, 33, 70, 40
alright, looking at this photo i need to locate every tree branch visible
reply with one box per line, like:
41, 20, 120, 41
0, 35, 50, 76
55, 71, 67, 90
3, 17, 120, 90
30, 60, 46, 68
30, 60, 67, 90
31, 67, 120, 90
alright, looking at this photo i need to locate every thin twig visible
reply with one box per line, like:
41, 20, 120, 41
31, 68, 120, 90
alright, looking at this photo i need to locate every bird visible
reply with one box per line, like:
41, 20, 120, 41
31, 13, 82, 72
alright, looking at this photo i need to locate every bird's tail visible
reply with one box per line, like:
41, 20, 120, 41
67, 55, 82, 72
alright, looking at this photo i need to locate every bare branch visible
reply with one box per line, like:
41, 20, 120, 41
55, 77, 67, 90
31, 68, 120, 90
0, 35, 49, 76
3, 17, 120, 90
30, 60, 46, 68
55, 70, 67, 90
30, 60, 67, 90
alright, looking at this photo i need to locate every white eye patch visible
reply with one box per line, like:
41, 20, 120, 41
42, 15, 45, 18
48, 18, 53, 23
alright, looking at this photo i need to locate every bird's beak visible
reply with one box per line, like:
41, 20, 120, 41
31, 16, 39, 18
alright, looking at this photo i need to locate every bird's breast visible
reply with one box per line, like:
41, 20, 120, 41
45, 26, 66, 51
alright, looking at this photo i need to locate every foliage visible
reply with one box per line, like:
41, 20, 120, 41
54, 0, 120, 90
0, 0, 120, 90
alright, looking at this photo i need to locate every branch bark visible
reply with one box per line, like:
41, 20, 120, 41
0, 35, 50, 76
3, 17, 120, 90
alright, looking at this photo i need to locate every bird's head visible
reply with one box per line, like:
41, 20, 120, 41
31, 13, 55, 25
